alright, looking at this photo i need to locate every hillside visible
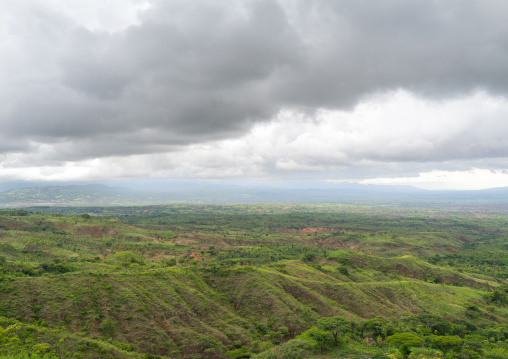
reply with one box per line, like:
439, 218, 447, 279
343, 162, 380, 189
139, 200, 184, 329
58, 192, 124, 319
2, 182, 508, 208
0, 205, 507, 358
0, 185, 165, 207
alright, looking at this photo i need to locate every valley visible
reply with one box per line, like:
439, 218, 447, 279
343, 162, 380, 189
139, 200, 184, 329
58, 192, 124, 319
0, 204, 507, 358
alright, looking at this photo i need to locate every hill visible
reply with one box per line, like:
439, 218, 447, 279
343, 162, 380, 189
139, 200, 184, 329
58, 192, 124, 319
2, 182, 508, 207
0, 204, 507, 358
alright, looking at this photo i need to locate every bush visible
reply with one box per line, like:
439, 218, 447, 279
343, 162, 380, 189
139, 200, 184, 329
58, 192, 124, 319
301, 253, 316, 262
424, 274, 440, 283
225, 347, 251, 358
337, 266, 349, 275
254, 322, 268, 335
296, 327, 333, 353
250, 340, 273, 354
21, 266, 36, 276
278, 339, 315, 359
199, 336, 223, 351
108, 251, 145, 267
164, 258, 177, 267
267, 331, 283, 344
336, 257, 353, 266
99, 319, 116, 338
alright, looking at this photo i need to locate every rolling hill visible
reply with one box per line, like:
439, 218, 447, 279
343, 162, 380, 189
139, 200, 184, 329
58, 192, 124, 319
0, 204, 507, 358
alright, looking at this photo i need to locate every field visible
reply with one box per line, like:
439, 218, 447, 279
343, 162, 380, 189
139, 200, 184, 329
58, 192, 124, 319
0, 204, 507, 358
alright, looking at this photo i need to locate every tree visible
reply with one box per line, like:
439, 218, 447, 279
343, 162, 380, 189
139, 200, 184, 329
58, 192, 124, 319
386, 333, 423, 347
109, 251, 145, 267
225, 347, 251, 358
301, 253, 316, 262
386, 333, 423, 359
362, 318, 394, 339
416, 314, 452, 335
317, 316, 351, 346
297, 327, 333, 353
485, 289, 508, 305
431, 335, 462, 358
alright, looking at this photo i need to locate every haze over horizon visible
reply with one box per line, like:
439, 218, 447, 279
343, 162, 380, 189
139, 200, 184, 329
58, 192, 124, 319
2, 1, 508, 190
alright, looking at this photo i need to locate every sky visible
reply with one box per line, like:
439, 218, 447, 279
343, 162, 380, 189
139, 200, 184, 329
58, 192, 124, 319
2, 0, 508, 190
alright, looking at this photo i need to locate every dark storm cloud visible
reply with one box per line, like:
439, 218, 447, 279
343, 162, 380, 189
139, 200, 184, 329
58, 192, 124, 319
2, 0, 508, 164
278, 0, 508, 107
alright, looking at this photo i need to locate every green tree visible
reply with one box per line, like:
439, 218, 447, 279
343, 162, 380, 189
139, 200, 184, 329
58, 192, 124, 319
301, 253, 316, 262
386, 333, 423, 359
297, 327, 333, 353
225, 347, 251, 358
317, 316, 351, 346
430, 335, 461, 358
362, 318, 394, 339
386, 333, 423, 347
485, 289, 508, 305
109, 251, 145, 267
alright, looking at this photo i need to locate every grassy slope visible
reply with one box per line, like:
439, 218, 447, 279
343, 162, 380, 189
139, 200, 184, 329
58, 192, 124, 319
0, 207, 507, 358
1, 262, 505, 357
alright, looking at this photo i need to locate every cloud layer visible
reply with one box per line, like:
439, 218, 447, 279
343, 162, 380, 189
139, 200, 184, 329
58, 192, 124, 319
2, 0, 508, 186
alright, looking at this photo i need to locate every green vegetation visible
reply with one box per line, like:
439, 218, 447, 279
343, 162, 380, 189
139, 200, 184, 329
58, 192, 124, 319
0, 204, 507, 358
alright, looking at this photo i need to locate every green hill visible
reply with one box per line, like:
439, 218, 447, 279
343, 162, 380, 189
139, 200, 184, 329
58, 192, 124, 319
0, 205, 507, 358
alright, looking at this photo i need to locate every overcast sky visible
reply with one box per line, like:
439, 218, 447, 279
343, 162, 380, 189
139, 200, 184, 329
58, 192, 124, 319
2, 0, 508, 189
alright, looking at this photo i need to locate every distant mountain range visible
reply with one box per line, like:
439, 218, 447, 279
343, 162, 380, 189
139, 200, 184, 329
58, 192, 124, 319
0, 180, 507, 207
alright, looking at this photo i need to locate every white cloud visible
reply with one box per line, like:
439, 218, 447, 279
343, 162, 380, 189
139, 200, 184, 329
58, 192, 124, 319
358, 169, 508, 190
2, 90, 508, 189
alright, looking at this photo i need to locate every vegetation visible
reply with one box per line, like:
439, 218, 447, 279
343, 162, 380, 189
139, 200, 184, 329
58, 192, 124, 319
0, 204, 507, 358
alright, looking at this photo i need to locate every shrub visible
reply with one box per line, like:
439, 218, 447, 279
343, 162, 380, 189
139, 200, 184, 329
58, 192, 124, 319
278, 339, 315, 359
424, 274, 440, 283
199, 336, 223, 351
108, 251, 145, 267
99, 319, 116, 338
254, 322, 268, 335
225, 347, 251, 358
250, 340, 273, 354
337, 266, 349, 275
296, 327, 333, 353
164, 258, 177, 267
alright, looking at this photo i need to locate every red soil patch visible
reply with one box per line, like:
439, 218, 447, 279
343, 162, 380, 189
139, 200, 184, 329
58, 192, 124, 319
188, 252, 202, 261
74, 226, 118, 238
445, 247, 458, 254
277, 227, 343, 234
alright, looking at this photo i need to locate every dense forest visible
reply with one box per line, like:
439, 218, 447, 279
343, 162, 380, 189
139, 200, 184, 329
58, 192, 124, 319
0, 204, 507, 358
